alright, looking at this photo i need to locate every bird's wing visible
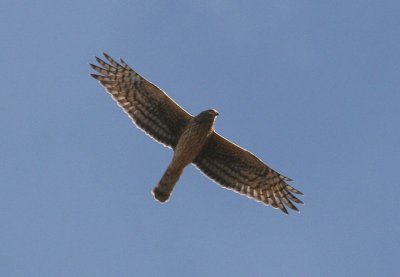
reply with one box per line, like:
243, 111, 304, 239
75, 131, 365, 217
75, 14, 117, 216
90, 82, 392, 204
90, 53, 193, 148
193, 132, 304, 214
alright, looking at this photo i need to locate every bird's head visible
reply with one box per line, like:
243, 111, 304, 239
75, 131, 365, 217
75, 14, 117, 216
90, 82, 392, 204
206, 109, 219, 117
198, 109, 219, 119
195, 109, 219, 128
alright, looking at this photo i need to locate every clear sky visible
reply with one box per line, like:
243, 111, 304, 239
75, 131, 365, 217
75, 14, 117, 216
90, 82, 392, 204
1, 1, 399, 276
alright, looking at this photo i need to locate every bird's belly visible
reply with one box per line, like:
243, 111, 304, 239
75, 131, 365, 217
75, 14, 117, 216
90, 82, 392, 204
172, 129, 211, 168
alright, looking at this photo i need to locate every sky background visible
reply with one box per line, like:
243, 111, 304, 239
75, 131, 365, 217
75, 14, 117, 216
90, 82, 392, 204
1, 1, 400, 276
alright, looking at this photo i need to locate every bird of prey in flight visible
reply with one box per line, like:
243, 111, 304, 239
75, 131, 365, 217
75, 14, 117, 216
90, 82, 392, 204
90, 53, 304, 214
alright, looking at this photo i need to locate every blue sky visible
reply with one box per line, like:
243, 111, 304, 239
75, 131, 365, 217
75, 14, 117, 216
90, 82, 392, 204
1, 1, 400, 276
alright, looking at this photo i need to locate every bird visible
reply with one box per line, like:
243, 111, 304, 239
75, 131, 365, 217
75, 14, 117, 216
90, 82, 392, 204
90, 53, 304, 214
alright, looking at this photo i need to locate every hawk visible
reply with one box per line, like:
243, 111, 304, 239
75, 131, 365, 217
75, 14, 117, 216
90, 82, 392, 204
90, 53, 304, 214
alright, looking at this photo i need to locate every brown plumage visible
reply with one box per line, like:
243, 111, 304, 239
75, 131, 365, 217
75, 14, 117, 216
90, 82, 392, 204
90, 53, 304, 214
153, 109, 218, 202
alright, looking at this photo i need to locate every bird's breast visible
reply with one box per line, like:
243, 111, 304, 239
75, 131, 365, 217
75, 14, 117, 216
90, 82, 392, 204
172, 121, 213, 167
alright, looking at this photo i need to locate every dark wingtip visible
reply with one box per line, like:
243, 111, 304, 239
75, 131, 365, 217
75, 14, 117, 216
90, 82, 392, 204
90, 73, 101, 80
120, 58, 128, 67
280, 206, 289, 215
102, 52, 121, 67
287, 184, 304, 196
95, 56, 105, 64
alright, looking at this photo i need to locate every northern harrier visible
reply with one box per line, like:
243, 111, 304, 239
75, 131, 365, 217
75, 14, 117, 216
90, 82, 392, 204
90, 53, 304, 214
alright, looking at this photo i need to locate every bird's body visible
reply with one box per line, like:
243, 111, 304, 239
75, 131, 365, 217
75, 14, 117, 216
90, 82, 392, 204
154, 109, 218, 202
90, 53, 304, 214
